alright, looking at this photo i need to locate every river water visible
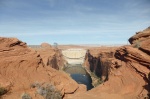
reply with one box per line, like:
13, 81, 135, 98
64, 65, 93, 90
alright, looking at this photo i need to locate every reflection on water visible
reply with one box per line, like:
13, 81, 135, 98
64, 65, 93, 90
71, 73, 93, 90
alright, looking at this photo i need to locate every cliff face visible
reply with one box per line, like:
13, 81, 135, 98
0, 37, 79, 99
37, 47, 64, 70
115, 27, 150, 98
84, 47, 116, 84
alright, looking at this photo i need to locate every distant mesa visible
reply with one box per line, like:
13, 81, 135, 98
41, 42, 52, 48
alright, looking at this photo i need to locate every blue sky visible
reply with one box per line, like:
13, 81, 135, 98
0, 0, 150, 45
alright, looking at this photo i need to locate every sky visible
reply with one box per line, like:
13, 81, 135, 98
0, 0, 150, 45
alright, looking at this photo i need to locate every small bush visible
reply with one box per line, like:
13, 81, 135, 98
0, 87, 8, 96
90, 72, 103, 87
32, 82, 62, 99
38, 84, 62, 99
133, 40, 140, 48
21, 93, 32, 99
44, 85, 62, 99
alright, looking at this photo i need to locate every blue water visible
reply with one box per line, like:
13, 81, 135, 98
71, 73, 93, 90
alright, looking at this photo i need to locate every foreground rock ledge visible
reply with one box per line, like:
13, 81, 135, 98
0, 37, 79, 99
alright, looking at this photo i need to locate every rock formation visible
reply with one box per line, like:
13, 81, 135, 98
84, 48, 116, 86
0, 37, 79, 99
129, 27, 150, 56
128, 27, 150, 45
37, 46, 64, 70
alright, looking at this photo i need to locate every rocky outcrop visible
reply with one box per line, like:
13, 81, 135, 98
37, 48, 64, 70
115, 46, 150, 67
0, 37, 79, 99
129, 27, 150, 56
84, 49, 115, 84
108, 28, 150, 98
139, 38, 150, 55
128, 27, 150, 44
114, 27, 150, 98
89, 27, 150, 99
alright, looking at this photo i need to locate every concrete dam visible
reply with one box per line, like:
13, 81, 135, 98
61, 48, 87, 65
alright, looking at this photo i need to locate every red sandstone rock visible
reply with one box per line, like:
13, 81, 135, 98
0, 37, 78, 99
64, 84, 87, 99
139, 38, 150, 55
37, 48, 64, 70
128, 27, 150, 44
115, 46, 150, 67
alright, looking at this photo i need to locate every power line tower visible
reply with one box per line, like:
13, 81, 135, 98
53, 42, 58, 49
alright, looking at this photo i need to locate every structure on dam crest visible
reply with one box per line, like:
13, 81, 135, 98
61, 49, 87, 65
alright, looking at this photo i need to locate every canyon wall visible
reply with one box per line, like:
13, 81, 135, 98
37, 46, 65, 70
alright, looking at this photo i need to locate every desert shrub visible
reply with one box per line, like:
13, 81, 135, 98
21, 93, 32, 99
37, 85, 62, 99
90, 72, 103, 87
0, 87, 8, 96
32, 83, 62, 99
133, 40, 140, 48
44, 85, 62, 99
